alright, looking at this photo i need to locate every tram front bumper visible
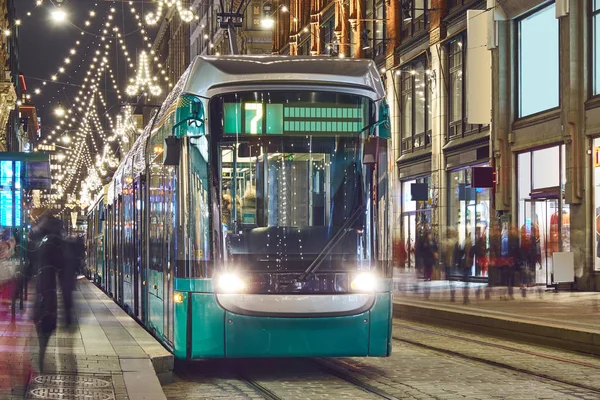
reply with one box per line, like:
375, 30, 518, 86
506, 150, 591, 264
173, 291, 392, 359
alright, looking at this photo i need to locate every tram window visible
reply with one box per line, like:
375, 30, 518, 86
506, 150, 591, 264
219, 135, 368, 270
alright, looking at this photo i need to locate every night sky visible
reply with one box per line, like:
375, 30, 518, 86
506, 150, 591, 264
16, 0, 152, 137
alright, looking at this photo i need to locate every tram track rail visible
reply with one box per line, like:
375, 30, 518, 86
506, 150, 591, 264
393, 323, 600, 395
236, 371, 284, 400
312, 358, 401, 400
395, 323, 600, 370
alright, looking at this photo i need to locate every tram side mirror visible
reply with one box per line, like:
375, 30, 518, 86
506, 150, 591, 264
377, 101, 391, 139
363, 137, 380, 165
163, 136, 182, 166
192, 100, 202, 119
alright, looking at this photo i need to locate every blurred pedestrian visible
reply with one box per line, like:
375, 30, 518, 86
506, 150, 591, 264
62, 235, 85, 327
421, 231, 438, 300
508, 227, 525, 299
26, 210, 66, 372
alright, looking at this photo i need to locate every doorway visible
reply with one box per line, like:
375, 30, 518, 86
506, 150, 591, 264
522, 198, 570, 285
402, 210, 432, 272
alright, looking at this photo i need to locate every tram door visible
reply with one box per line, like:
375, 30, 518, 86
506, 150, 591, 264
163, 167, 177, 344
107, 205, 115, 297
116, 195, 123, 303
133, 178, 145, 321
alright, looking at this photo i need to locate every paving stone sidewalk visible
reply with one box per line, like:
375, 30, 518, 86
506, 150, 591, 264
392, 272, 600, 355
0, 278, 171, 400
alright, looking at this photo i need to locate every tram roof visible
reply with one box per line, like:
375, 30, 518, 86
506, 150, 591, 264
181, 56, 386, 100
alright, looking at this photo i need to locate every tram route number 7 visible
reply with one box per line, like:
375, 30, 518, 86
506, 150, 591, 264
244, 103, 263, 135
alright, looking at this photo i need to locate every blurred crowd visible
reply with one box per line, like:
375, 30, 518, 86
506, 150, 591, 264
395, 222, 548, 302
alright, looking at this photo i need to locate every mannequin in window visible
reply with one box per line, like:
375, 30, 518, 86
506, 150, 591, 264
549, 208, 569, 255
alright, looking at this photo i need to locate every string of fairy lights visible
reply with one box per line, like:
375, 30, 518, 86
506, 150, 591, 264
23, 0, 198, 208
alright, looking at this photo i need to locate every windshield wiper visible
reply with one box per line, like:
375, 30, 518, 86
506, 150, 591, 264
297, 204, 366, 282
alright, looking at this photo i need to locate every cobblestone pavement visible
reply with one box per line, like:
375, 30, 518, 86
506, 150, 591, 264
163, 322, 600, 400
0, 284, 132, 400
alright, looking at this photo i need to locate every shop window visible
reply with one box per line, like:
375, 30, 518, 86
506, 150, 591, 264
400, 0, 429, 42
532, 147, 560, 189
447, 35, 487, 140
399, 58, 432, 153
593, 0, 600, 95
448, 165, 491, 279
518, 3, 559, 117
401, 176, 433, 270
592, 139, 600, 271
517, 145, 569, 286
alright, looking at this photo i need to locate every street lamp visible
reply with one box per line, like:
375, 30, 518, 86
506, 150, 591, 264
51, 9, 67, 23
261, 3, 292, 29
261, 16, 275, 28
54, 107, 65, 117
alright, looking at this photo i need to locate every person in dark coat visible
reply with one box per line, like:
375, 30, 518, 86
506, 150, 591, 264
421, 232, 438, 282
61, 236, 85, 327
26, 211, 66, 372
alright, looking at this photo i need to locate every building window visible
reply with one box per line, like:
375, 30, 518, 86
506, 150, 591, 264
448, 37, 464, 138
361, 0, 386, 58
447, 0, 470, 10
298, 38, 310, 55
320, 18, 334, 54
374, 0, 385, 57
400, 58, 432, 153
518, 3, 559, 117
593, 1, 600, 95
447, 35, 488, 140
400, 0, 429, 42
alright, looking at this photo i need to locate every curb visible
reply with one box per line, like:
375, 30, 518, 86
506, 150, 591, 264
393, 301, 600, 356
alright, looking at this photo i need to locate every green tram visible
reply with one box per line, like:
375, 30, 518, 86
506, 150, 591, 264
87, 55, 393, 358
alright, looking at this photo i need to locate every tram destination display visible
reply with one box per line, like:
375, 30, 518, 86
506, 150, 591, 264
223, 102, 367, 135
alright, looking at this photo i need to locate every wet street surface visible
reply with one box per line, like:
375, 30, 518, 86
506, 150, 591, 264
162, 320, 600, 400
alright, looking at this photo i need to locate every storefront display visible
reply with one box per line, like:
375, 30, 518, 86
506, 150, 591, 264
448, 165, 491, 279
517, 145, 569, 285
593, 138, 600, 271
0, 160, 21, 228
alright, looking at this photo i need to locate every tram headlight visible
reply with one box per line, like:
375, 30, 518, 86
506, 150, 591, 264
351, 272, 377, 292
217, 273, 246, 293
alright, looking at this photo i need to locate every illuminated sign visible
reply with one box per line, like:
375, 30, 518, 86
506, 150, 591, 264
594, 146, 600, 167
0, 160, 21, 227
224, 102, 365, 135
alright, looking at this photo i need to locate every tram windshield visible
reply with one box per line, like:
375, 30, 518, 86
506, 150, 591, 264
212, 91, 378, 273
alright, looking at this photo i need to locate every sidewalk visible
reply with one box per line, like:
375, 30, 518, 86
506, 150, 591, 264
392, 275, 600, 356
0, 278, 173, 399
